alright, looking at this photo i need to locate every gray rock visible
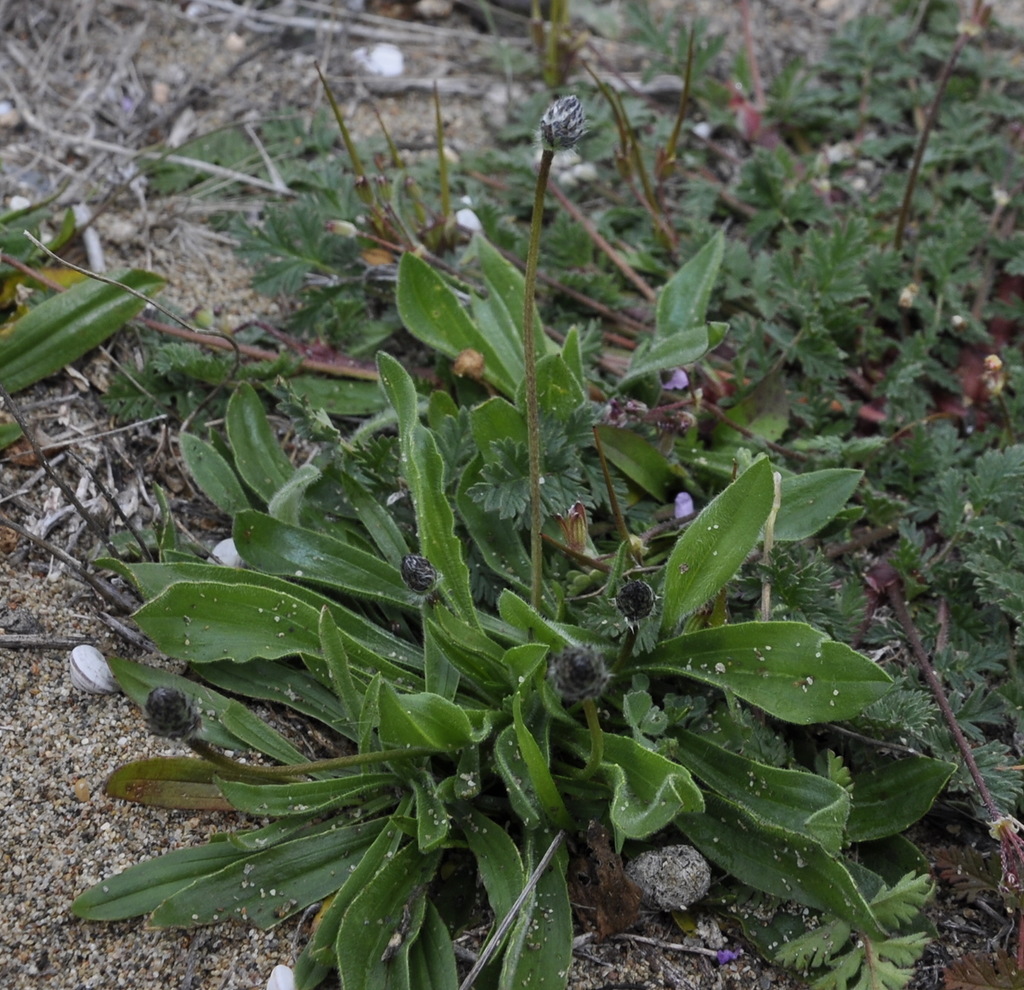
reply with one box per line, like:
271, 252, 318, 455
625, 845, 711, 911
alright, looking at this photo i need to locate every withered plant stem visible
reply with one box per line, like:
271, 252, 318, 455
894, 13, 987, 250
887, 580, 1001, 819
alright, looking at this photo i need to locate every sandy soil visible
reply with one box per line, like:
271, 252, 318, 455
2, 1, 1020, 988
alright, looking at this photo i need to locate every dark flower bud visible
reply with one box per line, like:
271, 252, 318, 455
401, 554, 438, 593
548, 646, 610, 704
616, 580, 656, 623
539, 95, 586, 153
145, 687, 201, 740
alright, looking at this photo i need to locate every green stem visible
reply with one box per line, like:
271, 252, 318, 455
579, 699, 604, 780
187, 739, 435, 782
524, 148, 555, 611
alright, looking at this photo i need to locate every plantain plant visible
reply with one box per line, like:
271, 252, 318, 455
71, 124, 952, 984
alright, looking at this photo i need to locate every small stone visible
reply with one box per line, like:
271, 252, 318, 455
625, 845, 711, 911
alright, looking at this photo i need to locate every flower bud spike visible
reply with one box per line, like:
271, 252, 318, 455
548, 646, 610, 704
539, 95, 586, 153
145, 687, 201, 740
401, 553, 438, 593
616, 579, 656, 624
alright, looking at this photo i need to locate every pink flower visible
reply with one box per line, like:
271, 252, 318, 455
674, 491, 695, 519
663, 368, 690, 390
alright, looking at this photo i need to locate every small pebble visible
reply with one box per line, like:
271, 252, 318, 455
625, 845, 711, 911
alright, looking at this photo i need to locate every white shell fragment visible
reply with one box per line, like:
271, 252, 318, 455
455, 207, 482, 232
625, 844, 711, 911
211, 537, 243, 568
352, 43, 404, 77
266, 965, 295, 990
69, 645, 120, 694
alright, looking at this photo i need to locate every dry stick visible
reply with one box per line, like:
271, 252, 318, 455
23, 230, 246, 433
138, 314, 381, 380
887, 579, 1001, 819
0, 379, 121, 559
545, 179, 658, 304
893, 14, 987, 250
704, 400, 808, 462
457, 830, 567, 990
0, 510, 137, 613
0, 634, 91, 649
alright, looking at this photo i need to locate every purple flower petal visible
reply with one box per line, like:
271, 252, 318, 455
716, 949, 741, 965
663, 368, 690, 390
674, 491, 695, 518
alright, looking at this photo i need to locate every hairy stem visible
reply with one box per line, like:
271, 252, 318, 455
578, 699, 605, 779
523, 149, 554, 611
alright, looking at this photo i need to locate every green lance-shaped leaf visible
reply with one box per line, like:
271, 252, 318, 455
73, 816, 382, 925
148, 818, 382, 929
511, 693, 574, 830
493, 724, 544, 829
73, 837, 253, 922
846, 757, 955, 843
600, 734, 703, 842
673, 730, 850, 853
475, 234, 549, 363
775, 468, 863, 541
407, 902, 459, 990
622, 232, 725, 386
378, 683, 476, 751
594, 425, 677, 502
130, 569, 421, 670
107, 655, 310, 764
679, 793, 885, 938
464, 809, 527, 922
300, 807, 408, 971
0, 268, 164, 393
104, 757, 236, 811
198, 657, 352, 738
224, 383, 296, 502
499, 835, 572, 990
639, 621, 892, 723
232, 509, 418, 610
335, 842, 442, 990
378, 352, 477, 626
179, 433, 252, 516
397, 250, 521, 396
216, 774, 399, 818
660, 457, 775, 635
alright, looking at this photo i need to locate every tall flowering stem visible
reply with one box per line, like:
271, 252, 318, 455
523, 95, 585, 610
